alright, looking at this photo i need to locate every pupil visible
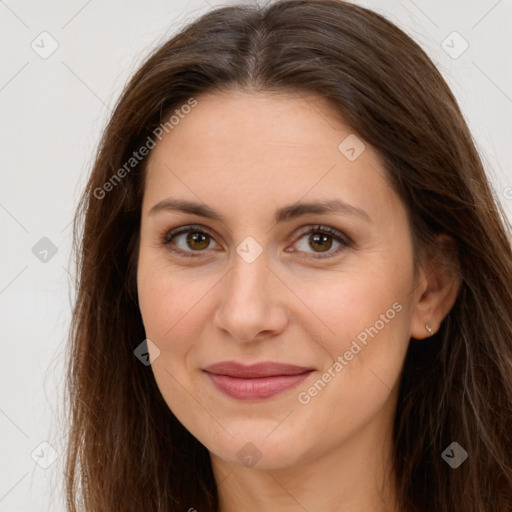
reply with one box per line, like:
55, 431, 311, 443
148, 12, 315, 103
310, 233, 332, 252
187, 232, 209, 250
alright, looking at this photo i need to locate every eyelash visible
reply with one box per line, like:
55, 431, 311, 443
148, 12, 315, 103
161, 224, 352, 260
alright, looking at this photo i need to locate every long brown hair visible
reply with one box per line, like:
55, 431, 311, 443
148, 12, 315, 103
65, 1, 512, 510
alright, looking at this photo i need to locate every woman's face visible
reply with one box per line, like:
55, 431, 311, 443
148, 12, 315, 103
137, 90, 426, 470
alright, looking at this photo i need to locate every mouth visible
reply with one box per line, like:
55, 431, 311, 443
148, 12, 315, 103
202, 361, 315, 401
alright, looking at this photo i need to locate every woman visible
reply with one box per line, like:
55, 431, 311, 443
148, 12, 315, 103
65, 0, 512, 510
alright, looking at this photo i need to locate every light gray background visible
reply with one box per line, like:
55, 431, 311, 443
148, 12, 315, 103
1, 0, 511, 510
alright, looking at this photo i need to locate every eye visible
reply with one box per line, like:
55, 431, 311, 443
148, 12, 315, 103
161, 224, 352, 259
162, 225, 219, 258
288, 225, 352, 258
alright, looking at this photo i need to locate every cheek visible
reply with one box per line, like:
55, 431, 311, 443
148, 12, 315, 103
291, 258, 413, 403
292, 277, 411, 448
291, 262, 409, 346
137, 261, 210, 418
137, 254, 212, 347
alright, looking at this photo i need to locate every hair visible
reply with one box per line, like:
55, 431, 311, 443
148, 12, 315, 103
65, 0, 512, 510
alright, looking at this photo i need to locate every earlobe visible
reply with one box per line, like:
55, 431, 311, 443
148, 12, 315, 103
409, 234, 461, 340
425, 323, 434, 337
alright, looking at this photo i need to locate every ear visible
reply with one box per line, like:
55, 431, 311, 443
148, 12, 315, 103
410, 233, 461, 340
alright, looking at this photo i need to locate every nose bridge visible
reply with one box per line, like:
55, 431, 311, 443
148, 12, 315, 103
224, 249, 270, 311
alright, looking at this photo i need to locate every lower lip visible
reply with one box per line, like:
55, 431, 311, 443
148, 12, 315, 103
204, 371, 313, 400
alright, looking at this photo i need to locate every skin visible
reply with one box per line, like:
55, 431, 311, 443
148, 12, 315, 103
137, 89, 460, 511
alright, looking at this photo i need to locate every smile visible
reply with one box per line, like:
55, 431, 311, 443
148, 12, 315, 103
202, 361, 314, 400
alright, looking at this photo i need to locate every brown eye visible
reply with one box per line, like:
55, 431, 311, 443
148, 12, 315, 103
308, 232, 333, 253
185, 231, 210, 251
162, 225, 219, 258
290, 225, 352, 258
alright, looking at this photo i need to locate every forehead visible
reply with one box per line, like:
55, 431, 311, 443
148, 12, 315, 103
143, 90, 397, 224
149, 89, 361, 164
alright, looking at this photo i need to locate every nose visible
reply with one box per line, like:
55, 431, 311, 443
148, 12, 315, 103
213, 251, 289, 343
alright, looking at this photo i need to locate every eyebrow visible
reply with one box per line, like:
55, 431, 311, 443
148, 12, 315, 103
148, 198, 372, 224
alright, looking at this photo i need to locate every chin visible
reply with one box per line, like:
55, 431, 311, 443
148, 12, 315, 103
214, 441, 305, 470
202, 421, 312, 470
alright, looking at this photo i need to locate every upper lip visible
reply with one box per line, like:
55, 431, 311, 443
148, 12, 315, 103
203, 361, 314, 378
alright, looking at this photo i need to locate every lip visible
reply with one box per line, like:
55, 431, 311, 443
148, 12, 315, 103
202, 361, 314, 400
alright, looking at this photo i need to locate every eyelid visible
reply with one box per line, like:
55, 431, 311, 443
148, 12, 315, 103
161, 224, 221, 258
292, 224, 351, 246
162, 224, 216, 245
287, 224, 352, 258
